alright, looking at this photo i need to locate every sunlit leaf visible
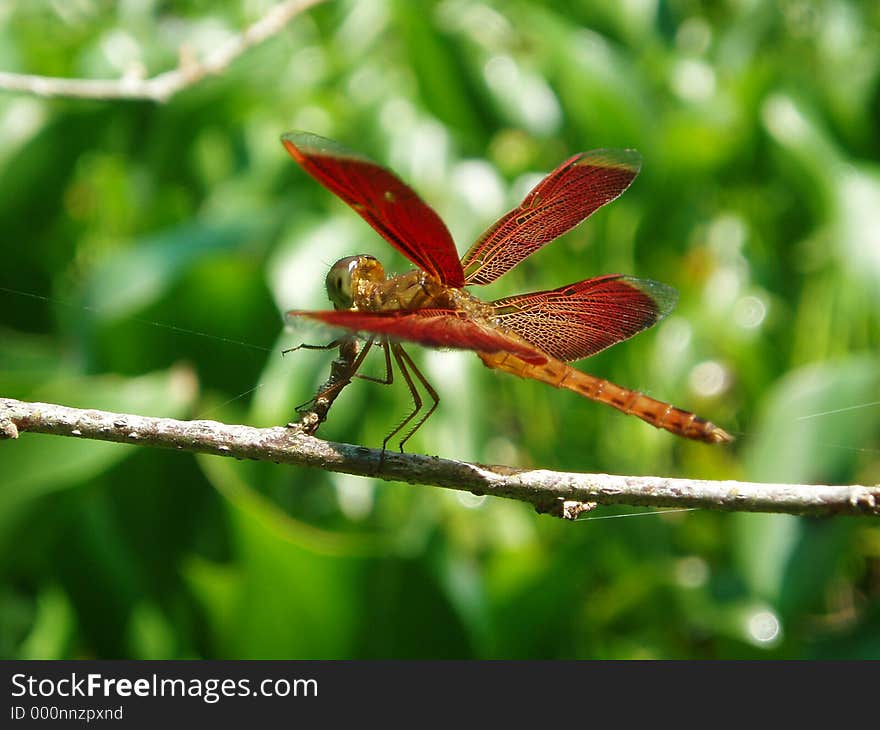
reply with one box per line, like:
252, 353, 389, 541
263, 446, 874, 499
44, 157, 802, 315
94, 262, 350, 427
744, 356, 880, 484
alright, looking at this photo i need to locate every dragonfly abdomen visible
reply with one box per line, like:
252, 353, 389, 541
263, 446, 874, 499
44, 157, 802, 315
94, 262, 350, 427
478, 351, 733, 444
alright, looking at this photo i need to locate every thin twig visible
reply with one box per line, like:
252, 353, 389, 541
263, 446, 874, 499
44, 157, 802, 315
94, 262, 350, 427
2, 397, 878, 520
0, 0, 326, 103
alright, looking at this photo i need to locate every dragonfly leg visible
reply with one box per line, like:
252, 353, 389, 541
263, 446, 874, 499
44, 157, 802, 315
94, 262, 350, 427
353, 338, 393, 385
389, 344, 439, 453
294, 337, 374, 413
282, 338, 343, 356
379, 344, 424, 455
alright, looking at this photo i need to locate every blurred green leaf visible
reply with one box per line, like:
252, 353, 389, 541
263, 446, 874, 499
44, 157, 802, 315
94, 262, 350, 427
82, 220, 271, 322
744, 356, 880, 484
127, 602, 178, 660
17, 585, 74, 660
195, 454, 364, 658
394, 0, 485, 140
0, 368, 197, 540
733, 513, 802, 604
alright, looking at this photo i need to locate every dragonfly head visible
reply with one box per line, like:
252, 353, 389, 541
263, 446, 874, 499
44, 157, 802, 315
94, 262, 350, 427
325, 254, 385, 310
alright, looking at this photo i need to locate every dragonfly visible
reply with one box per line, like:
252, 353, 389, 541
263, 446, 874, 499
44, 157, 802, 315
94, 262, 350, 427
282, 132, 732, 452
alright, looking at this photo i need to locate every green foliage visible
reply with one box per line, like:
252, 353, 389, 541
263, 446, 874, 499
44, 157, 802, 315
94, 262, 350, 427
1, 0, 879, 658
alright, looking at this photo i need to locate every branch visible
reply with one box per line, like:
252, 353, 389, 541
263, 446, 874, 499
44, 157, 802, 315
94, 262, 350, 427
2, 398, 878, 520
0, 0, 326, 103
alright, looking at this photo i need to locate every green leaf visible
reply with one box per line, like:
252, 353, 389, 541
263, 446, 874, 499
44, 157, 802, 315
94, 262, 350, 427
194, 454, 365, 658
17, 585, 74, 660
0, 368, 197, 539
744, 356, 880, 484
82, 220, 270, 322
733, 513, 802, 604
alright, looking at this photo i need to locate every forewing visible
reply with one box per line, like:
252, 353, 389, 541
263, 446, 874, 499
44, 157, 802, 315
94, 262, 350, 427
491, 274, 677, 362
287, 308, 548, 365
461, 150, 641, 285
282, 132, 465, 287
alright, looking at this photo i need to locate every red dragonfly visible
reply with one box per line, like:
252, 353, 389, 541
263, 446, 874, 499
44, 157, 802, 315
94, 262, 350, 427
282, 132, 732, 451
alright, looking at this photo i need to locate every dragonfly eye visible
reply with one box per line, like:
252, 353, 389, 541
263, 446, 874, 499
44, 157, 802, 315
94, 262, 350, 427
325, 254, 384, 310
325, 256, 360, 310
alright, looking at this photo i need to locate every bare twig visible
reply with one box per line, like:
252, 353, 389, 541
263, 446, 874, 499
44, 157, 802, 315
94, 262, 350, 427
0, 0, 326, 103
2, 397, 878, 520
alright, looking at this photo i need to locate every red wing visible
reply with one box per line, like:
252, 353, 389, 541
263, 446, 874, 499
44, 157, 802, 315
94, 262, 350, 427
286, 308, 547, 365
461, 150, 641, 285
282, 132, 465, 287
491, 274, 677, 362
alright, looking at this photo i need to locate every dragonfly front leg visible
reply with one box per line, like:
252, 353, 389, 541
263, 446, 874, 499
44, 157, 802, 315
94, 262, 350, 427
282, 337, 344, 356
290, 336, 374, 434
